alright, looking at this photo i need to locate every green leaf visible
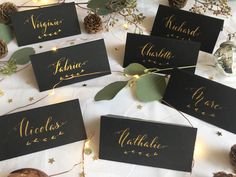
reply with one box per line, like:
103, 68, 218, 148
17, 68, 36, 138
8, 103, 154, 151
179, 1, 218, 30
87, 0, 113, 15
10, 47, 35, 65
124, 63, 147, 75
0, 23, 13, 44
135, 74, 166, 102
95, 81, 128, 101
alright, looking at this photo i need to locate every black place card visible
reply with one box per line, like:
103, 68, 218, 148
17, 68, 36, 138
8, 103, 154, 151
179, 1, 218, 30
31, 39, 111, 92
163, 70, 236, 134
99, 115, 197, 172
11, 3, 81, 46
151, 5, 224, 53
0, 99, 87, 161
123, 33, 200, 74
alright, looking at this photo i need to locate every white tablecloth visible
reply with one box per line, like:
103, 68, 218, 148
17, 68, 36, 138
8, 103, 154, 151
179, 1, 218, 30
0, 0, 236, 176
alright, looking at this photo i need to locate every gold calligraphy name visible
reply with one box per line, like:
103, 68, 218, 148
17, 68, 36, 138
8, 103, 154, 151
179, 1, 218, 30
51, 57, 88, 76
187, 87, 222, 118
19, 117, 66, 138
164, 15, 200, 38
25, 14, 63, 39
117, 128, 167, 150
192, 87, 221, 110
141, 43, 174, 60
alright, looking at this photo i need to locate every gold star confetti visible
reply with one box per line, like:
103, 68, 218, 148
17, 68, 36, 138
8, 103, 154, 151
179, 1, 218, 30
29, 97, 34, 102
48, 158, 55, 164
137, 105, 143, 110
216, 131, 222, 136
8, 99, 13, 103
79, 172, 86, 177
0, 89, 4, 97
123, 23, 129, 30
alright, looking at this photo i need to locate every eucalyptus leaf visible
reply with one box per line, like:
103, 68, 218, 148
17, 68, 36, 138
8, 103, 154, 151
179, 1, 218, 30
124, 63, 147, 75
0, 23, 13, 44
87, 0, 113, 15
95, 81, 128, 101
10, 47, 35, 65
135, 74, 166, 102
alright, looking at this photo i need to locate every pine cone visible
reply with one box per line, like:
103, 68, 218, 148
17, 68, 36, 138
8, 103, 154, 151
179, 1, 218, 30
84, 14, 103, 34
0, 40, 8, 59
213, 172, 236, 177
168, 0, 188, 8
8, 168, 49, 177
230, 144, 236, 170
0, 2, 18, 24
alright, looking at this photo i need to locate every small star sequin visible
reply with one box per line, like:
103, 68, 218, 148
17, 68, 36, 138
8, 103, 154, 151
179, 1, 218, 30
29, 97, 34, 102
216, 131, 222, 136
137, 105, 143, 110
8, 99, 13, 103
48, 158, 55, 164
0, 89, 4, 97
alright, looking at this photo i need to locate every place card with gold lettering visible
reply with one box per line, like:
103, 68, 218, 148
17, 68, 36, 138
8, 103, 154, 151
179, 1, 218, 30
162, 70, 236, 134
151, 5, 224, 53
11, 3, 81, 46
31, 39, 111, 92
123, 33, 200, 73
99, 115, 197, 172
0, 99, 87, 161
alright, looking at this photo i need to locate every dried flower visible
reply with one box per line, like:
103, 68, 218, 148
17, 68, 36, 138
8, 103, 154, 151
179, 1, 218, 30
0, 59, 17, 75
104, 0, 145, 33
189, 0, 231, 17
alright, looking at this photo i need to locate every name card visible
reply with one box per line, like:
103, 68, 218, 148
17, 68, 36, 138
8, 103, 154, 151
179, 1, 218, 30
31, 39, 111, 92
99, 115, 197, 172
163, 70, 236, 134
11, 3, 81, 46
151, 5, 224, 53
123, 33, 200, 74
0, 100, 87, 161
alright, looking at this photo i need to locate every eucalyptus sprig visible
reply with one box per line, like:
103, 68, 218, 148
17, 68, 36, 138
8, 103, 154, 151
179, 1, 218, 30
88, 0, 145, 33
0, 47, 35, 75
94, 63, 167, 102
